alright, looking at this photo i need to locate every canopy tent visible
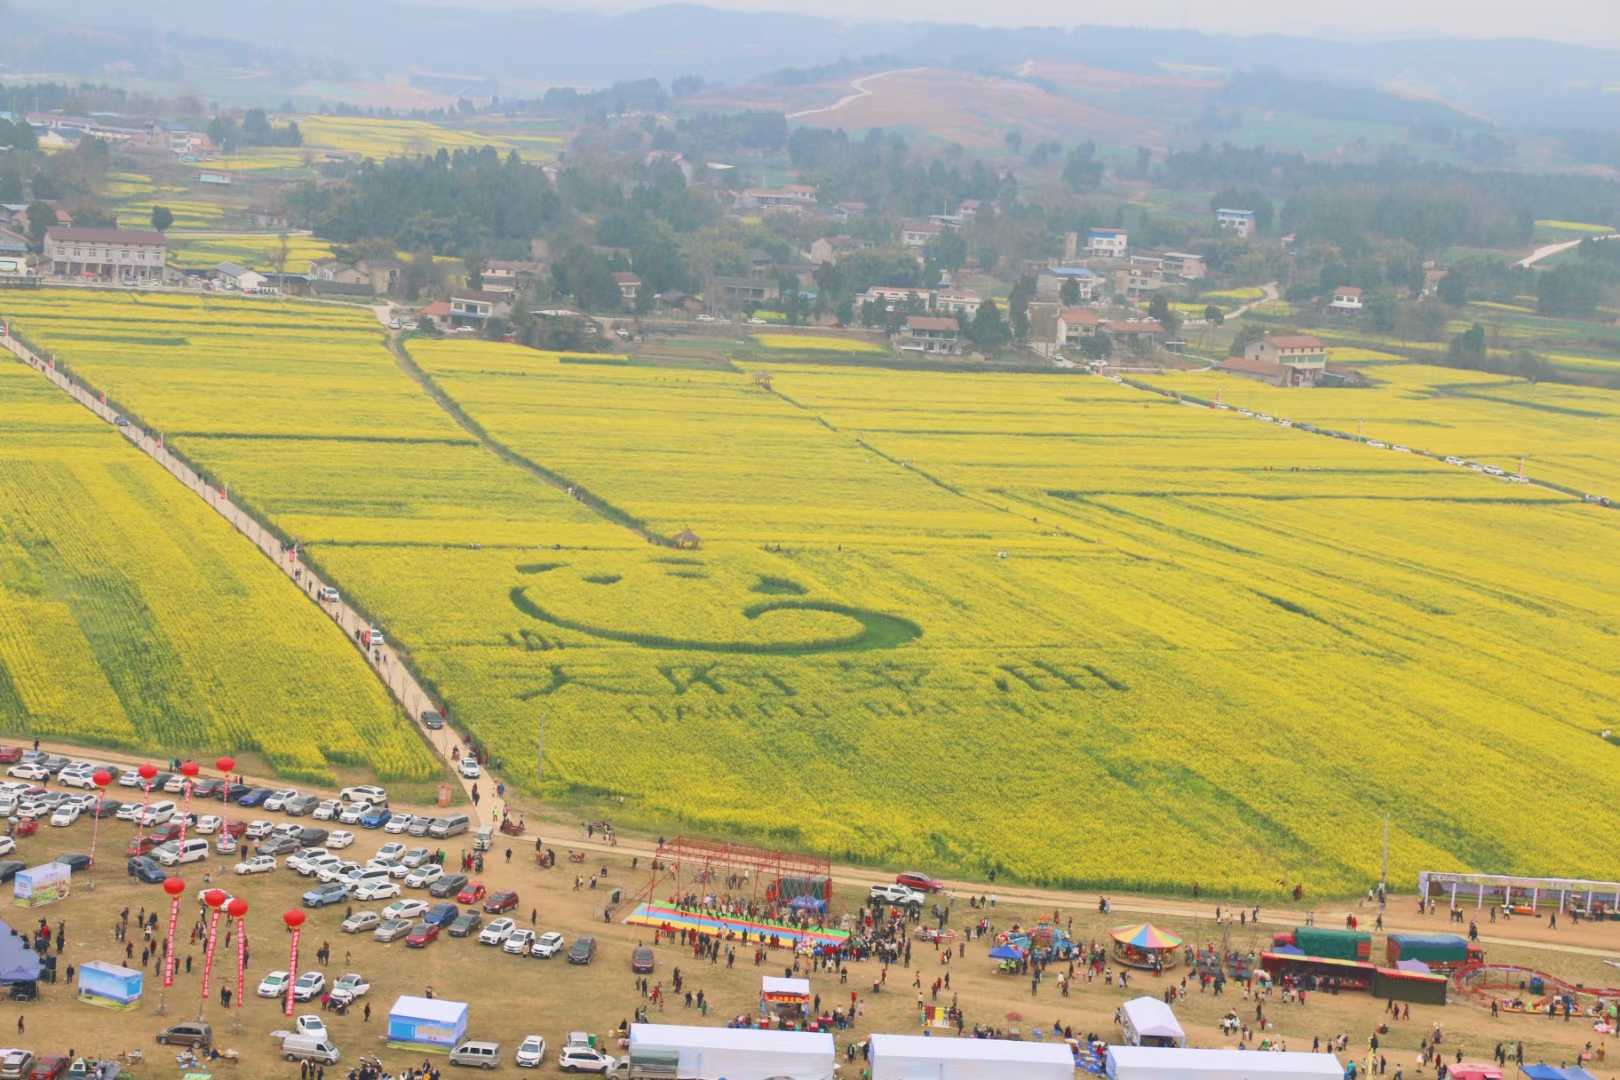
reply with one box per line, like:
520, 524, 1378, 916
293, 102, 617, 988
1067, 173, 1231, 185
0, 923, 42, 983
1521, 1068, 1600, 1080
629, 1024, 833, 1080
869, 1033, 1074, 1080
987, 946, 1023, 961
1108, 1046, 1345, 1080
76, 961, 142, 1010
386, 995, 468, 1051
761, 976, 812, 1019
1449, 1064, 1503, 1080
1120, 997, 1186, 1047
1395, 959, 1433, 974
1111, 924, 1182, 950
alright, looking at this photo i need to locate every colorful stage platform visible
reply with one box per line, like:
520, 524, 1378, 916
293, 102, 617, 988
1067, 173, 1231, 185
625, 900, 850, 948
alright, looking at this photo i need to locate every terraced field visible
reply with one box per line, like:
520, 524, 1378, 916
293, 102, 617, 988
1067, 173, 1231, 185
4, 291, 1618, 896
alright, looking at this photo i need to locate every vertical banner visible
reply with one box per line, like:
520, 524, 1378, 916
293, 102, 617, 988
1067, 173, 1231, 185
235, 917, 247, 1012
178, 780, 193, 848
284, 927, 301, 1017
163, 894, 182, 988
89, 789, 104, 868
200, 909, 222, 1003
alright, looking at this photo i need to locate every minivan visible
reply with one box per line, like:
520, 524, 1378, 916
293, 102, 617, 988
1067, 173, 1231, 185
429, 813, 470, 839
280, 1035, 341, 1065
156, 1021, 212, 1048
0, 1050, 35, 1079
449, 1042, 499, 1069
155, 838, 210, 866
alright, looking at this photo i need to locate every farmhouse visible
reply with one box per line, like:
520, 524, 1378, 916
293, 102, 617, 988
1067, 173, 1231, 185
898, 315, 962, 355
1036, 266, 1099, 301
1243, 334, 1328, 384
900, 222, 946, 248
481, 260, 539, 294
1087, 228, 1128, 258
1160, 252, 1207, 280
1216, 208, 1257, 238
43, 227, 166, 282
612, 272, 642, 305
214, 262, 268, 292
808, 236, 873, 264
711, 276, 780, 305
932, 289, 981, 318
1328, 286, 1364, 314
1218, 355, 1294, 386
449, 289, 514, 329
1059, 306, 1102, 344
734, 185, 817, 214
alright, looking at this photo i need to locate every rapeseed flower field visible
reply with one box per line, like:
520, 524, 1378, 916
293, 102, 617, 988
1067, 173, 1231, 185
5, 290, 1618, 896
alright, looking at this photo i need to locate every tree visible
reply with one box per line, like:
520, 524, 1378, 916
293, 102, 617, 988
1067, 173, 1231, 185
1446, 323, 1487, 369
1203, 304, 1225, 326
1006, 274, 1036, 343
1146, 293, 1180, 336
150, 206, 174, 232
1079, 332, 1112, 361
1229, 323, 1267, 357
925, 231, 968, 273
269, 232, 291, 283
24, 200, 54, 252
966, 298, 1009, 349
0, 174, 25, 204
1059, 276, 1082, 306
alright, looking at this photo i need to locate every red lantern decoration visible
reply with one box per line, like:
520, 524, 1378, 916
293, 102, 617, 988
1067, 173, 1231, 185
204, 888, 227, 909
138, 763, 157, 781
215, 757, 235, 775
282, 910, 305, 1017
226, 898, 248, 918
180, 761, 199, 778
282, 910, 306, 929
163, 877, 185, 897
92, 770, 112, 789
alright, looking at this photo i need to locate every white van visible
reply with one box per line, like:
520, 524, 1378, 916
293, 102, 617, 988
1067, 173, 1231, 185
155, 838, 210, 866
448, 1041, 499, 1069
142, 801, 178, 825
472, 825, 494, 851
281, 1035, 341, 1064
428, 812, 470, 839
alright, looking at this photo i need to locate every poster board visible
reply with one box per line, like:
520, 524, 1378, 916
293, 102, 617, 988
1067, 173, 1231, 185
14, 862, 70, 908
78, 961, 144, 1010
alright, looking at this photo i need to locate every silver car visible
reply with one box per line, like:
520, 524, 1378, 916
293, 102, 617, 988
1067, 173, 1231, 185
373, 918, 413, 943
341, 911, 380, 934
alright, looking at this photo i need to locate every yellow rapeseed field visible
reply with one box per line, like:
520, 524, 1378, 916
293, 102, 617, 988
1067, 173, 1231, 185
0, 354, 428, 782
751, 334, 890, 354
5, 293, 1618, 896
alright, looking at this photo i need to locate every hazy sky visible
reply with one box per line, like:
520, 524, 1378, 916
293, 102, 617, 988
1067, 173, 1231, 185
582, 0, 1620, 46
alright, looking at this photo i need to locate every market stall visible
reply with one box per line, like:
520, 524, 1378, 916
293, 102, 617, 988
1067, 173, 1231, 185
1120, 997, 1185, 1047
761, 977, 811, 1022
1110, 924, 1182, 970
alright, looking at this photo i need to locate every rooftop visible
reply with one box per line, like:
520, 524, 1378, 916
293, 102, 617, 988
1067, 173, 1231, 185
1264, 335, 1325, 349
45, 227, 166, 245
907, 316, 960, 332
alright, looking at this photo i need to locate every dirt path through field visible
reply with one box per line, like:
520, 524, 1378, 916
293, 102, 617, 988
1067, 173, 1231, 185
788, 67, 928, 119
1517, 235, 1617, 268
0, 333, 490, 824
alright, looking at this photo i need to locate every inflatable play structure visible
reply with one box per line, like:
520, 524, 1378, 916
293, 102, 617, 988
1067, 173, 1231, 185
1451, 961, 1620, 1023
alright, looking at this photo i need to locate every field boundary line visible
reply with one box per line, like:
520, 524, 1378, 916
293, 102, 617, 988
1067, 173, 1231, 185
0, 332, 489, 824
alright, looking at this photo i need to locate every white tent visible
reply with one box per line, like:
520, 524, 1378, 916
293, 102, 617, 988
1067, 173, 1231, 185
1107, 1046, 1346, 1080
868, 1033, 1075, 1080
1121, 997, 1186, 1047
628, 1024, 834, 1080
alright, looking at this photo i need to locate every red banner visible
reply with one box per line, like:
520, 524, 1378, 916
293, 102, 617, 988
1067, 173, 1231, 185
89, 790, 104, 868
285, 927, 301, 1017
235, 918, 247, 1011
163, 894, 182, 988
200, 909, 222, 1003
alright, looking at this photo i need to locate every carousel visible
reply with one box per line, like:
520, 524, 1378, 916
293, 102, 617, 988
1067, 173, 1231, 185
1110, 923, 1182, 971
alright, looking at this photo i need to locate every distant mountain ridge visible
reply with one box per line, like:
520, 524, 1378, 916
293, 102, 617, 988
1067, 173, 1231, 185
9, 0, 1620, 127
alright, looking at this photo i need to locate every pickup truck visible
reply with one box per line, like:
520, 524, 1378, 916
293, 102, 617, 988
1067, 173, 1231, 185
869, 883, 925, 906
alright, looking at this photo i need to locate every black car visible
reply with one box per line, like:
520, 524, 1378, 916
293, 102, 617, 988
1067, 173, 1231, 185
219, 782, 251, 803
428, 873, 468, 899
296, 827, 329, 848
37, 755, 69, 774
128, 855, 166, 884
567, 936, 597, 965
0, 861, 25, 883
257, 835, 301, 856
420, 710, 445, 730
447, 911, 483, 937
235, 788, 273, 808
92, 800, 123, 819
55, 854, 91, 872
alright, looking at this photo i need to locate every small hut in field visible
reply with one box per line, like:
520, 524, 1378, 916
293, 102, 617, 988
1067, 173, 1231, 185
673, 529, 702, 550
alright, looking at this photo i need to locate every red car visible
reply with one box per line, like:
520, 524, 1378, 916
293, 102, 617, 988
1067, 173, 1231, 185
897, 871, 944, 893
405, 922, 440, 948
125, 835, 159, 857
0, 747, 23, 765
483, 889, 519, 914
149, 824, 185, 845
456, 881, 486, 905
221, 819, 248, 838
27, 1056, 67, 1080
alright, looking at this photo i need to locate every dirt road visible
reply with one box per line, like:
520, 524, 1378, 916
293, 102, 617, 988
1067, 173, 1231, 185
788, 68, 927, 120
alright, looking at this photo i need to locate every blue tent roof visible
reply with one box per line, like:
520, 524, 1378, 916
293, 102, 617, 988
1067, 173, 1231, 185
0, 922, 42, 982
1521, 1066, 1564, 1080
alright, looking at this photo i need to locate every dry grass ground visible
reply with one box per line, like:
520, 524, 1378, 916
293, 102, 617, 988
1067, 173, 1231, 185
8, 742, 1619, 1080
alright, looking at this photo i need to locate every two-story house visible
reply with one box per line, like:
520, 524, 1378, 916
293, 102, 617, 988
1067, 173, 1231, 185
449, 289, 514, 330
1243, 334, 1327, 384
898, 315, 962, 355
1086, 228, 1128, 258
1327, 286, 1364, 314
44, 227, 166, 282
1216, 208, 1257, 238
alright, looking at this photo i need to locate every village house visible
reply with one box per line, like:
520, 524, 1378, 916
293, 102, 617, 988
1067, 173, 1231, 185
1103, 319, 1167, 349
1218, 355, 1294, 386
1216, 208, 1257, 238
1116, 263, 1163, 301
1035, 266, 1100, 301
710, 276, 780, 306
307, 258, 401, 295
43, 227, 167, 282
214, 262, 268, 292
1243, 334, 1328, 384
448, 289, 514, 329
1159, 252, 1208, 280
1058, 306, 1102, 345
808, 236, 874, 264
480, 260, 539, 294
898, 315, 962, 355
612, 272, 642, 305
1327, 286, 1364, 314
901, 222, 946, 249
1087, 228, 1128, 258
734, 185, 818, 214
932, 289, 982, 318
860, 285, 931, 310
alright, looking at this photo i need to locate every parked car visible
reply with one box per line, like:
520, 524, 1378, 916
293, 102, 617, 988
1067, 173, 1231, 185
257, 971, 291, 998
234, 855, 277, 875
56, 852, 91, 872
383, 815, 413, 835
341, 911, 380, 934
869, 883, 924, 906
26, 1056, 67, 1080
263, 790, 299, 812
0, 748, 22, 765
330, 972, 370, 1005
405, 922, 440, 948
399, 847, 431, 868
284, 795, 320, 816
128, 855, 166, 884
48, 804, 80, 828
405, 865, 444, 889
244, 819, 276, 839
194, 815, 222, 834
192, 779, 225, 799
427, 872, 467, 898
382, 899, 429, 921
236, 788, 274, 808
301, 882, 351, 908
258, 835, 301, 857
457, 758, 480, 779
0, 861, 25, 883
557, 1046, 616, 1074
355, 879, 400, 902
896, 871, 944, 893
291, 971, 326, 1001
376, 842, 407, 861
7, 764, 48, 781
342, 786, 389, 806
327, 830, 355, 850
155, 1022, 212, 1048
311, 800, 341, 821
373, 918, 413, 943
631, 946, 655, 974
296, 828, 330, 848
567, 936, 597, 965
359, 806, 392, 829
531, 931, 565, 958
503, 929, 535, 956
448, 911, 483, 937
478, 918, 515, 946
219, 782, 251, 803
515, 1035, 546, 1069
423, 902, 459, 927
456, 881, 486, 904
483, 889, 519, 914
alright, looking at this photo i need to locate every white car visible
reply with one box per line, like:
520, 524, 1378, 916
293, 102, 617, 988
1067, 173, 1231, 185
263, 790, 299, 812
235, 855, 277, 875
376, 842, 406, 861
292, 971, 325, 1001
371, 858, 409, 879
695, 314, 716, 322
558, 1046, 617, 1074
287, 848, 331, 873
312, 800, 341, 821
382, 899, 429, 921
56, 768, 95, 789
245, 819, 276, 839
49, 804, 80, 827
7, 765, 47, 781
1444, 456, 1464, 466
516, 1035, 546, 1068
383, 815, 413, 835
337, 802, 369, 824
114, 802, 142, 822
479, 918, 516, 946
317, 860, 364, 884
330, 973, 370, 1004
140, 801, 178, 825
296, 1015, 328, 1040
1367, 440, 1387, 449
531, 931, 565, 958
1391, 445, 1412, 453
162, 774, 189, 793
405, 864, 444, 888
216, 834, 238, 855
355, 879, 400, 901
458, 758, 480, 779
328, 830, 356, 850
399, 847, 431, 868
194, 815, 222, 835
0, 837, 14, 857
340, 785, 387, 806
195, 887, 236, 907
300, 854, 341, 878
257, 971, 290, 998
504, 929, 535, 956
